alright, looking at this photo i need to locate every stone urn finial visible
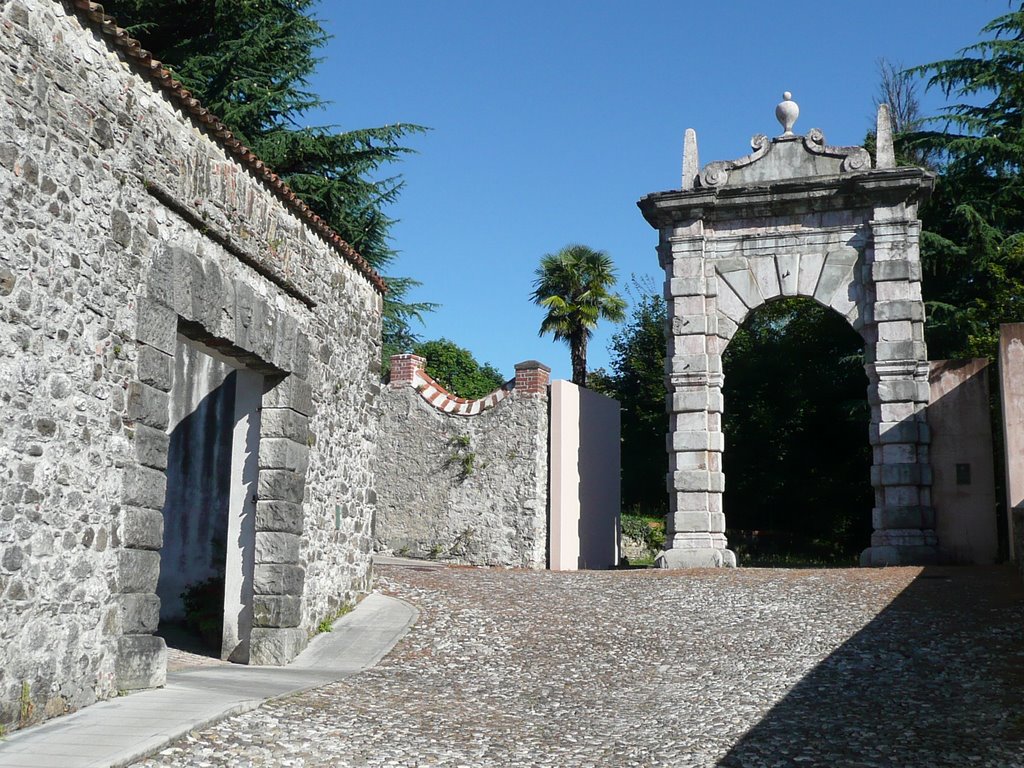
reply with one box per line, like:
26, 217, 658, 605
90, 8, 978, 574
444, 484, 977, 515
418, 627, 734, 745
775, 91, 799, 136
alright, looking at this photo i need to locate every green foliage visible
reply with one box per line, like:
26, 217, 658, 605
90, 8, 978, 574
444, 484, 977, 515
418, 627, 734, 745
102, 0, 433, 356
620, 512, 665, 552
413, 339, 505, 399
723, 299, 872, 558
531, 244, 626, 387
315, 602, 353, 635
590, 277, 668, 514
905, 6, 1024, 360
446, 433, 476, 481
18, 682, 33, 728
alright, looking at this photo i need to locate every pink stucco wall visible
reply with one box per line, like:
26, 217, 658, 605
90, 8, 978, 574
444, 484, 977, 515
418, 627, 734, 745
549, 381, 621, 570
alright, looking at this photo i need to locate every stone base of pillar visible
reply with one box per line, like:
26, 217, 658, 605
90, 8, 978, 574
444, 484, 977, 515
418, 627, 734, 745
656, 546, 737, 568
860, 528, 940, 566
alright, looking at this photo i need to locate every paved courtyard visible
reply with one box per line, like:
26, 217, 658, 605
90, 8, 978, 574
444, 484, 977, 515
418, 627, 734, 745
132, 563, 1024, 768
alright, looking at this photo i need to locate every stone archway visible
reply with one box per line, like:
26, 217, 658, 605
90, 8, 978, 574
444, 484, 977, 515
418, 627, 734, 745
638, 98, 938, 567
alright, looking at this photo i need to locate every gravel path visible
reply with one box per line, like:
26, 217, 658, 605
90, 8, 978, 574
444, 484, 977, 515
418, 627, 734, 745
132, 564, 1024, 767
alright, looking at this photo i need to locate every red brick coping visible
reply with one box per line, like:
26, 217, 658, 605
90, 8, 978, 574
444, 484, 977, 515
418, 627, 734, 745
390, 355, 550, 416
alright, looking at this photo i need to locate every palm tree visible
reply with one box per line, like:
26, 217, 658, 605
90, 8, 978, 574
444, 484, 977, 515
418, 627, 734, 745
530, 244, 627, 387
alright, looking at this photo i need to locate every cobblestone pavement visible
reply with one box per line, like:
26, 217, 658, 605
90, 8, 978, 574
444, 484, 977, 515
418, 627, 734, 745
132, 564, 1024, 767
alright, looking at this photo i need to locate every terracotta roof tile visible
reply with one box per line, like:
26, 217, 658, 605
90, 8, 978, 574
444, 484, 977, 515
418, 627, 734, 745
66, 0, 388, 295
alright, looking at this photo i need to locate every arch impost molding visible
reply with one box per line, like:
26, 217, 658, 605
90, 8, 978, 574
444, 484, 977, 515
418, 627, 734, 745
640, 113, 939, 569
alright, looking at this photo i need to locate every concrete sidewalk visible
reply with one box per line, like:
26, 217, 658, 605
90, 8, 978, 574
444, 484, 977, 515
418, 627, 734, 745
0, 593, 417, 768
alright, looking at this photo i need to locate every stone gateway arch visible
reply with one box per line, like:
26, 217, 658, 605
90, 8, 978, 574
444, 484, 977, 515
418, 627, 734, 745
639, 96, 938, 568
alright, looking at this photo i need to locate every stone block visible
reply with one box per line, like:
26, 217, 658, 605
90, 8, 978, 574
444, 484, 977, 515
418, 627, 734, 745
258, 438, 310, 474
670, 388, 722, 414
715, 312, 738, 342
883, 486, 922, 507
880, 401, 917, 423
657, 546, 736, 568
252, 595, 301, 628
668, 277, 705, 297
136, 296, 178, 356
272, 314, 299, 371
249, 627, 307, 666
776, 252, 799, 296
670, 354, 712, 375
292, 332, 311, 378
870, 463, 932, 487
672, 470, 724, 493
258, 469, 306, 504
875, 341, 926, 362
137, 345, 174, 392
709, 512, 726, 533
119, 593, 161, 634
718, 266, 763, 309
255, 500, 305, 535
190, 260, 228, 337
814, 260, 855, 308
797, 250, 826, 297
263, 375, 313, 416
670, 430, 724, 452
117, 548, 161, 593
872, 505, 936, 529
874, 300, 925, 322
254, 564, 305, 596
666, 288, 705, 314
116, 634, 167, 690
134, 424, 170, 471
671, 315, 711, 335
871, 260, 921, 282
668, 511, 710, 533
750, 255, 781, 301
672, 411, 708, 432
121, 507, 164, 551
672, 491, 709, 512
875, 379, 929, 404
260, 408, 310, 444
146, 247, 177, 309
669, 333, 707, 358
876, 420, 928, 445
255, 532, 301, 564
121, 464, 167, 510
127, 381, 170, 430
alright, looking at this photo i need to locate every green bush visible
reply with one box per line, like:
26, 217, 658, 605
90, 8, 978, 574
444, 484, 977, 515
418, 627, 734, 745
621, 513, 665, 552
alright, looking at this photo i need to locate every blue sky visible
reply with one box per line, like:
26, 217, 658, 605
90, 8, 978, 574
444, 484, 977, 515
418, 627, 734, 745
309, 1, 1004, 381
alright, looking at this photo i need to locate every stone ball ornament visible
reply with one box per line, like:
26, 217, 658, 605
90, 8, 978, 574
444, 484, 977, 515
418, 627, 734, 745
775, 91, 799, 136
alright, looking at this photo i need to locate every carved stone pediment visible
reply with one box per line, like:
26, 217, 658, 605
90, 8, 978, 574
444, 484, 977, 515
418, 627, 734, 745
699, 130, 871, 189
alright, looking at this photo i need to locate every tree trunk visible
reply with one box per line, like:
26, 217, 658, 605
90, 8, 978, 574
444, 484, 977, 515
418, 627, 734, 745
571, 332, 588, 387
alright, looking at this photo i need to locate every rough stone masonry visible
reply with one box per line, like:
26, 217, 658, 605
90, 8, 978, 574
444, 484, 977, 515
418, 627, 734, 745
0, 0, 383, 729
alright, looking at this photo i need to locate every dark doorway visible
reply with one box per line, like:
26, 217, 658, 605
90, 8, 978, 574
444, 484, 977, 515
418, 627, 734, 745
722, 298, 872, 565
156, 336, 260, 662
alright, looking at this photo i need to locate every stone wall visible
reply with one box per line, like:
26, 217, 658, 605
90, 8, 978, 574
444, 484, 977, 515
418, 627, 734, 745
0, 0, 381, 729
375, 356, 549, 568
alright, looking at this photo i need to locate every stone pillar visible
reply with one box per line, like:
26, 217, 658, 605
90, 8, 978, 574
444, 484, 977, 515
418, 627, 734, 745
389, 353, 426, 388
659, 222, 734, 568
861, 218, 938, 565
514, 360, 551, 395
250, 372, 313, 665
115, 299, 175, 691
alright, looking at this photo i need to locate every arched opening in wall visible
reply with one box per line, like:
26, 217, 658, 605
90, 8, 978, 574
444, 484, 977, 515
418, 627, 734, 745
722, 297, 871, 566
155, 334, 262, 664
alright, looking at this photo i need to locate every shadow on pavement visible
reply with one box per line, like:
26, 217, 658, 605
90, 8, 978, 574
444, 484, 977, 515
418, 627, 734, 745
718, 566, 1024, 767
